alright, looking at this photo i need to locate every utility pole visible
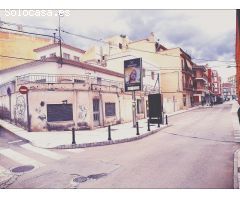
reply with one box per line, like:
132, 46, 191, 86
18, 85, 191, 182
58, 13, 63, 68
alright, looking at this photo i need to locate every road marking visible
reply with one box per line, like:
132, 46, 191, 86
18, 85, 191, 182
8, 140, 23, 144
0, 148, 45, 168
0, 165, 12, 183
65, 149, 85, 153
0, 165, 7, 174
21, 144, 66, 160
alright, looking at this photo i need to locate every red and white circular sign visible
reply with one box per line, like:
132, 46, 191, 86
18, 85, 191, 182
19, 85, 29, 94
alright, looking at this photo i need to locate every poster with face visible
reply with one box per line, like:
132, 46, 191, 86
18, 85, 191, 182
124, 58, 142, 92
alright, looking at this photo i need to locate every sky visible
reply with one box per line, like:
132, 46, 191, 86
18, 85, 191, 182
0, 9, 237, 81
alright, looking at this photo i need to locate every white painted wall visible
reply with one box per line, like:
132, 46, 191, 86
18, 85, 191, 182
36, 46, 84, 61
0, 61, 123, 86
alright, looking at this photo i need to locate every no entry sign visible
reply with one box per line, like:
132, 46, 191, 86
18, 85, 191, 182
19, 85, 29, 94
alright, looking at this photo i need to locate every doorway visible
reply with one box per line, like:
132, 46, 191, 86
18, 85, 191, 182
93, 99, 100, 127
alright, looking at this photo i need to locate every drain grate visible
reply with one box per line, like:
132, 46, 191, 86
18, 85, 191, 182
72, 173, 108, 184
11, 165, 34, 173
73, 176, 88, 183
87, 173, 107, 180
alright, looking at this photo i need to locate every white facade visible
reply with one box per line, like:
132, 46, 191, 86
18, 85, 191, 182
35, 45, 84, 62
0, 61, 123, 87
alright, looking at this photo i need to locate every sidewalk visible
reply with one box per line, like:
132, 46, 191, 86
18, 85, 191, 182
0, 106, 201, 149
231, 100, 240, 189
231, 101, 240, 142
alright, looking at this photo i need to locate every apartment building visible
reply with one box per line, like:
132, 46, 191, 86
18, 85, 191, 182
227, 75, 236, 88
82, 33, 195, 113
192, 65, 208, 105
0, 30, 51, 71
222, 82, 236, 100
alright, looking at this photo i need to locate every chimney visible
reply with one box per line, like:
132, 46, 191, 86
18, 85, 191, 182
147, 32, 155, 42
17, 24, 23, 31
120, 34, 128, 49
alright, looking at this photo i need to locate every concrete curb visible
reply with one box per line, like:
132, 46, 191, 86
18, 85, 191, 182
167, 106, 201, 117
234, 148, 240, 189
231, 102, 240, 143
0, 105, 201, 149
55, 125, 168, 149
0, 120, 31, 143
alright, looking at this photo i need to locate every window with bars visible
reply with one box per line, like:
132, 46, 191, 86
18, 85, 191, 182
74, 56, 80, 62
137, 99, 143, 114
97, 77, 102, 85
151, 71, 155, 80
105, 103, 116, 117
63, 53, 70, 60
50, 53, 56, 57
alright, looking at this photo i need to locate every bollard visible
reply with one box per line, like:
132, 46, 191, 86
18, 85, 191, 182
157, 117, 160, 128
108, 125, 112, 140
166, 115, 168, 125
147, 119, 150, 131
136, 122, 140, 135
72, 127, 76, 145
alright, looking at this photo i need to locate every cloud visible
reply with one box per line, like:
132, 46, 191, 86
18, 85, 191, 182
0, 9, 236, 81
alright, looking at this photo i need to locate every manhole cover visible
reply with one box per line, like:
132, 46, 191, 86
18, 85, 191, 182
73, 176, 88, 183
11, 165, 34, 173
87, 173, 107, 180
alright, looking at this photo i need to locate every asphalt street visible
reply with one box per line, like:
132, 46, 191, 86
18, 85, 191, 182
0, 103, 239, 188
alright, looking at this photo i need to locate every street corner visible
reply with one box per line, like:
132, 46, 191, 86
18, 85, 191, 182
54, 124, 168, 149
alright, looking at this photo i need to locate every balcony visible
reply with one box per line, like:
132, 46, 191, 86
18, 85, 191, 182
195, 76, 208, 83
194, 86, 208, 93
182, 63, 194, 77
183, 83, 194, 91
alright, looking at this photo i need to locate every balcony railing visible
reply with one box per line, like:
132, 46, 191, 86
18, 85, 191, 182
16, 73, 88, 85
195, 76, 208, 82
16, 73, 125, 88
183, 83, 194, 91
0, 73, 163, 94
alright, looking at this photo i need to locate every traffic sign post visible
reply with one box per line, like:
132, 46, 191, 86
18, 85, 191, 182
19, 86, 31, 132
7, 87, 12, 122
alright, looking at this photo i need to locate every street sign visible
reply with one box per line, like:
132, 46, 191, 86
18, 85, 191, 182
7, 87, 11, 96
19, 85, 29, 94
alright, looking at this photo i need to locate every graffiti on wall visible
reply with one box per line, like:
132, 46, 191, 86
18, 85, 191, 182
78, 105, 87, 121
0, 106, 10, 120
14, 95, 26, 121
35, 101, 46, 121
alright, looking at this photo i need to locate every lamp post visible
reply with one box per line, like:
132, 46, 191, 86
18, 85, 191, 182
58, 11, 64, 68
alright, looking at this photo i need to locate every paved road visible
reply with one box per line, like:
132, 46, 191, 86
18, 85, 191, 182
0, 128, 28, 148
1, 103, 239, 188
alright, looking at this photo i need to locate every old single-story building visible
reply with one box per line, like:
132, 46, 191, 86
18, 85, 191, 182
0, 43, 158, 132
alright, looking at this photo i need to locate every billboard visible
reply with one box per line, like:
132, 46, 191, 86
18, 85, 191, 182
124, 58, 142, 92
